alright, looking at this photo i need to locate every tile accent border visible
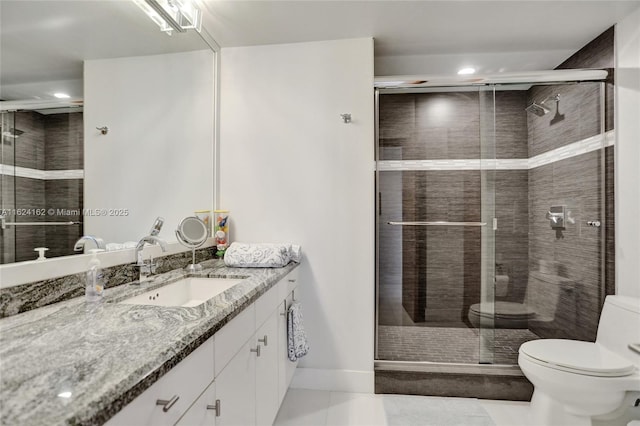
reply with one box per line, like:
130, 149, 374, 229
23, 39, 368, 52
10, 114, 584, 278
0, 164, 84, 180
377, 130, 614, 171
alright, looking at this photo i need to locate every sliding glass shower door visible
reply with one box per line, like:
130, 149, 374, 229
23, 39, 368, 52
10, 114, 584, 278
375, 80, 608, 367
375, 86, 496, 364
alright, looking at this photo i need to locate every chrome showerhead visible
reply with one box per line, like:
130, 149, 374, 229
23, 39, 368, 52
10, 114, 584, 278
525, 102, 550, 117
525, 94, 561, 117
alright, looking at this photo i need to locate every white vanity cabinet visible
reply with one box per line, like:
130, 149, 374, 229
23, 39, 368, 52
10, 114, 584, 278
255, 309, 280, 425
106, 338, 215, 426
108, 269, 299, 426
213, 337, 258, 426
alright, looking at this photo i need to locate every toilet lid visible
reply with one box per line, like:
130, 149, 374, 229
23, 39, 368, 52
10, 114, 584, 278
470, 302, 536, 319
520, 339, 636, 377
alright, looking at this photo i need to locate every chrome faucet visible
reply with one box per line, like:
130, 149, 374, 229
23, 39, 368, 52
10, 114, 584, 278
135, 235, 167, 281
74, 235, 106, 252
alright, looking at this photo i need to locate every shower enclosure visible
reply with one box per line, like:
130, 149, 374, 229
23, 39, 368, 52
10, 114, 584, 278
375, 72, 612, 389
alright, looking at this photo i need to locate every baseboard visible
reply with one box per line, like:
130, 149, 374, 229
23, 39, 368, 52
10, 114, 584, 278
290, 368, 374, 393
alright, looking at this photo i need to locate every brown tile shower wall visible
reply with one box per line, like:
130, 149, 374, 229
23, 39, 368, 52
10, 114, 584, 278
44, 112, 84, 258
44, 112, 83, 170
379, 92, 529, 325
526, 27, 614, 342
45, 179, 84, 258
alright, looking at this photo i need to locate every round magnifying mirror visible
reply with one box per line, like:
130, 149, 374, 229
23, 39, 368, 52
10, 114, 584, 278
176, 217, 208, 272
177, 217, 208, 247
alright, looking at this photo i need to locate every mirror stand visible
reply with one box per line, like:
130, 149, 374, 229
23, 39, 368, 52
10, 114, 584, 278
176, 216, 209, 272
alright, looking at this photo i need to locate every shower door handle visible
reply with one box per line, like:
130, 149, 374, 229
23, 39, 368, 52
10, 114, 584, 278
387, 221, 486, 226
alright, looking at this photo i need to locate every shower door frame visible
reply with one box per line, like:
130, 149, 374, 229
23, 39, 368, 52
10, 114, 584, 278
374, 71, 609, 372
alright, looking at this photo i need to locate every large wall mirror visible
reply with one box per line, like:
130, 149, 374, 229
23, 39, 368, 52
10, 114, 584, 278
0, 1, 216, 264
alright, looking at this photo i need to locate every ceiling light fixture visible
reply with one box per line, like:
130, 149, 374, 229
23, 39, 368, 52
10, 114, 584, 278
132, 0, 201, 36
457, 67, 476, 75
53, 93, 71, 99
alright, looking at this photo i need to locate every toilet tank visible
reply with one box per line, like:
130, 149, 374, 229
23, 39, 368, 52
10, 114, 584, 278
596, 295, 640, 367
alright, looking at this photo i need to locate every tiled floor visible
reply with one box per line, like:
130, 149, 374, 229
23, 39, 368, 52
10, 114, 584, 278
377, 325, 539, 364
274, 389, 532, 426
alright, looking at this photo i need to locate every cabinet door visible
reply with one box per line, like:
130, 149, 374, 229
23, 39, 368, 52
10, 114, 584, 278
215, 338, 256, 426
255, 310, 279, 426
176, 381, 217, 426
278, 292, 299, 405
277, 300, 288, 405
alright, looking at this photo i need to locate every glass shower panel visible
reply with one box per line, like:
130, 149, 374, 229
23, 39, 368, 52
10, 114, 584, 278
514, 82, 607, 347
1, 111, 17, 264
479, 87, 496, 364
376, 87, 496, 364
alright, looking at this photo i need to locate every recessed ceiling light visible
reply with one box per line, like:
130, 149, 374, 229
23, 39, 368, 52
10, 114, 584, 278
457, 67, 476, 75
54, 93, 71, 99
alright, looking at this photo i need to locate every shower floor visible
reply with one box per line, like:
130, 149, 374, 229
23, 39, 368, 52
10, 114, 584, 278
377, 325, 540, 364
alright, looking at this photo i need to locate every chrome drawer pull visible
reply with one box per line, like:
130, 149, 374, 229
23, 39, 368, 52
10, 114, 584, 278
206, 399, 221, 416
250, 345, 261, 357
288, 279, 296, 282
258, 335, 268, 346
156, 395, 179, 412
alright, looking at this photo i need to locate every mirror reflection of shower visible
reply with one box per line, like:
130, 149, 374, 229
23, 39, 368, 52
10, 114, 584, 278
0, 107, 84, 264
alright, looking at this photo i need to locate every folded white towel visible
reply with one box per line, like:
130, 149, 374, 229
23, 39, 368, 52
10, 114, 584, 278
287, 301, 309, 361
289, 244, 302, 262
224, 242, 302, 268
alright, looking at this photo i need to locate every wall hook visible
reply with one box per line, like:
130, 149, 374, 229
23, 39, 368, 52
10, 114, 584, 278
96, 126, 109, 135
340, 113, 352, 124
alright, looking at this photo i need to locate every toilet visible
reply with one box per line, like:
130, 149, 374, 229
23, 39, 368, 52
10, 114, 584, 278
518, 295, 640, 426
468, 271, 575, 329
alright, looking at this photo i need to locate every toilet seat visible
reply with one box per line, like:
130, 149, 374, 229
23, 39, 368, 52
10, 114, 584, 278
469, 301, 536, 319
520, 339, 635, 377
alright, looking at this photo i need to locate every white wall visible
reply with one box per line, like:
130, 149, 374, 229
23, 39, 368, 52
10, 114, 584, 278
615, 7, 640, 298
84, 50, 214, 244
220, 38, 375, 392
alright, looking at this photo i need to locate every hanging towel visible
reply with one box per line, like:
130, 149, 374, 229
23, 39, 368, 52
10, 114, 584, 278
287, 301, 309, 361
224, 243, 303, 268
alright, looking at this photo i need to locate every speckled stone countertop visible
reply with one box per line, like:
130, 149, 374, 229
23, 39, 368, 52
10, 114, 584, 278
0, 259, 299, 426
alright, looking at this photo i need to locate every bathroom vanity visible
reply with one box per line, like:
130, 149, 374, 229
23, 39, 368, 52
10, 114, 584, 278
0, 260, 299, 425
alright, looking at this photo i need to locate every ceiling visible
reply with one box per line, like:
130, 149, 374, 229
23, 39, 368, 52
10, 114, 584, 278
0, 0, 209, 101
202, 0, 640, 73
2, 0, 639, 102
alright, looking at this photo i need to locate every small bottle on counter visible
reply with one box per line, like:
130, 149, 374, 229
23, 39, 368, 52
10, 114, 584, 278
86, 249, 105, 302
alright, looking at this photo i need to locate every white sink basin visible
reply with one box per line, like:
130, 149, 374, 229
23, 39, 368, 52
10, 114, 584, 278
119, 277, 245, 307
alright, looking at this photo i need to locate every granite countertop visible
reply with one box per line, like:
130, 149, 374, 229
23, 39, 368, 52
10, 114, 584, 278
0, 259, 299, 426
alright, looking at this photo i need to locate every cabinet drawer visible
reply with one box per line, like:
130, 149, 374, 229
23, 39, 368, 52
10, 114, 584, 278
215, 304, 255, 377
277, 269, 299, 301
106, 338, 214, 426
255, 284, 279, 328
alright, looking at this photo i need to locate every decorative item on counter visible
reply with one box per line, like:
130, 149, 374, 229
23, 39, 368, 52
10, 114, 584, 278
214, 210, 230, 258
195, 210, 212, 236
86, 249, 105, 302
